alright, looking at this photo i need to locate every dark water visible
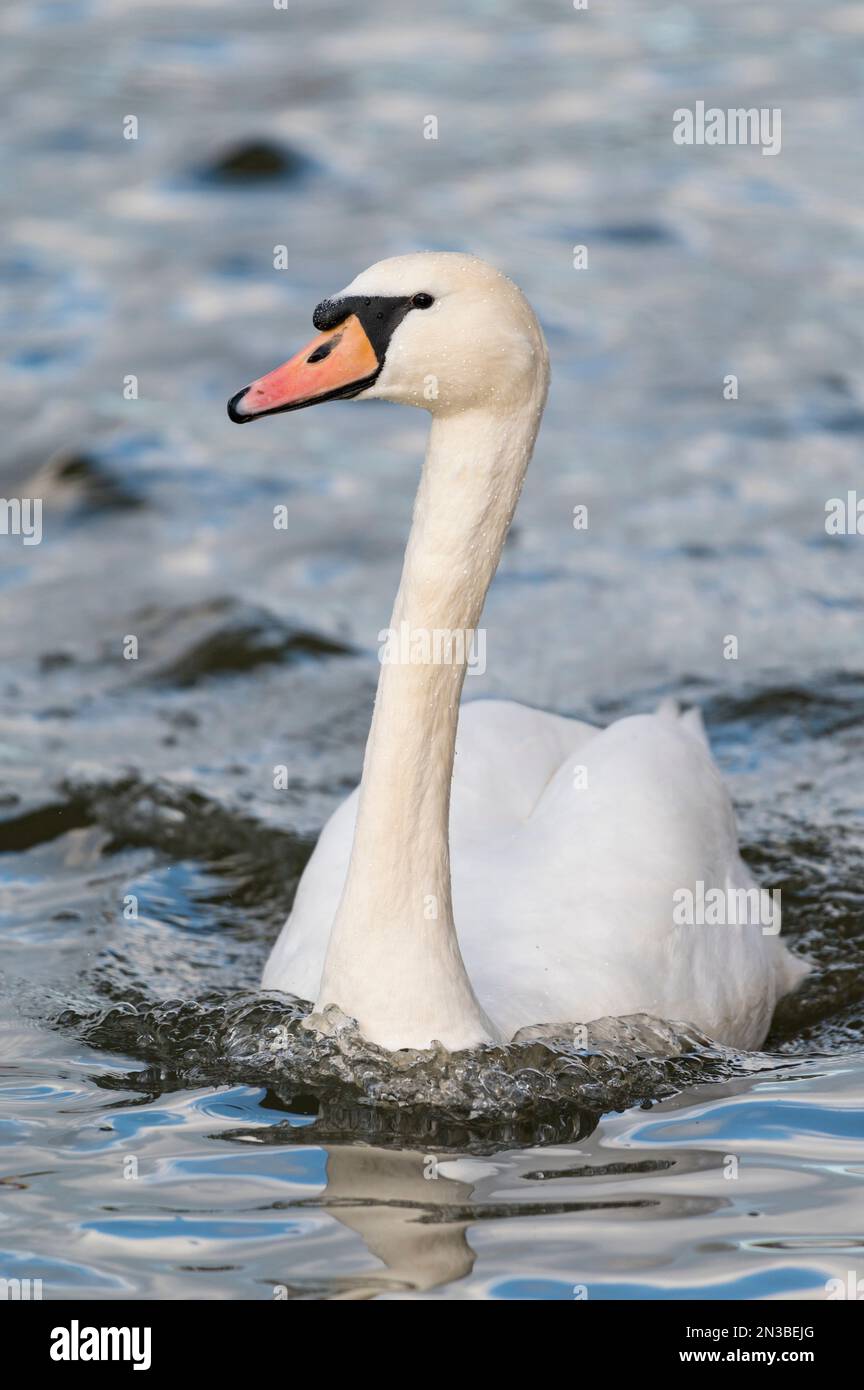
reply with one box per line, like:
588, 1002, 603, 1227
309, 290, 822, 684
1, 0, 863, 1299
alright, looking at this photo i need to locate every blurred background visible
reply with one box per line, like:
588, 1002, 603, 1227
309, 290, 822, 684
0, 0, 863, 1302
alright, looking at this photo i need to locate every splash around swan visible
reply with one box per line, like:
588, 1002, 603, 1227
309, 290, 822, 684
67, 989, 774, 1149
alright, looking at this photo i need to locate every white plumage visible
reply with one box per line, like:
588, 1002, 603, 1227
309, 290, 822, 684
242, 252, 807, 1051
265, 696, 807, 1050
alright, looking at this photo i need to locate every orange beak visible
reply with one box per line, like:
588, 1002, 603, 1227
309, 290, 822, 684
228, 314, 380, 423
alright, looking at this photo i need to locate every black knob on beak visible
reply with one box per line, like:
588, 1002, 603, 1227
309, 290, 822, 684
313, 298, 350, 332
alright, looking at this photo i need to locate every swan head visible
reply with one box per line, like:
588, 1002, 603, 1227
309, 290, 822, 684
228, 252, 548, 422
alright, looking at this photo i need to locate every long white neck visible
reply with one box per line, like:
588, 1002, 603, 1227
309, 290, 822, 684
315, 388, 546, 1049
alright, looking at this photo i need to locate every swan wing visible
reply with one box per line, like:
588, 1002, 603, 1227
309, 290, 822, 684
450, 706, 807, 1047
263, 699, 807, 1049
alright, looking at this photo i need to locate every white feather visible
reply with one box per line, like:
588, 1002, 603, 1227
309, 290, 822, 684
260, 253, 809, 1050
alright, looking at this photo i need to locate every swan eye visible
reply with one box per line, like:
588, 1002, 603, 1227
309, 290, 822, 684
412, 293, 434, 309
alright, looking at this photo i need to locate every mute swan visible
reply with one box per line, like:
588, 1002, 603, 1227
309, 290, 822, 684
228, 252, 808, 1053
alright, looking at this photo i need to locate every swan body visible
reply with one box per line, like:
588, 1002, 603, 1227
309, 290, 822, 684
229, 252, 808, 1052
263, 698, 807, 1051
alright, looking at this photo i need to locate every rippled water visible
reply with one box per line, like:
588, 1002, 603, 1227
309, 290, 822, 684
1, 0, 863, 1300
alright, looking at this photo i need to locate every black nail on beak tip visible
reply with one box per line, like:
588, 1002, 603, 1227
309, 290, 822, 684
227, 388, 252, 423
